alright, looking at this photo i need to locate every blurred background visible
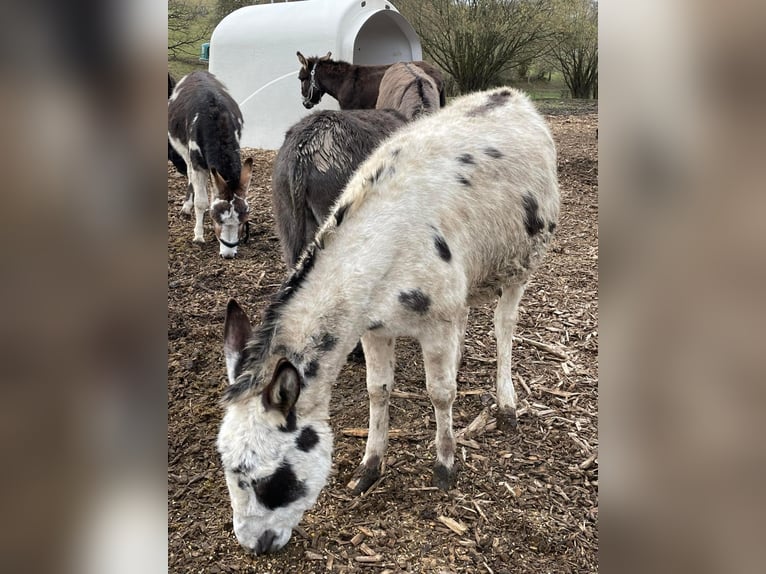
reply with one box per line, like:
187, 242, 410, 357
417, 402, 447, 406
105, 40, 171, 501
0, 0, 764, 572
600, 1, 766, 572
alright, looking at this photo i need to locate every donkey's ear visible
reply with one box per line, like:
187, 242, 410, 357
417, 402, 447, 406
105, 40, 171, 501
211, 167, 228, 196
263, 358, 301, 417
239, 157, 254, 192
322, 51, 332, 60
223, 299, 252, 385
224, 299, 251, 354
297, 51, 307, 68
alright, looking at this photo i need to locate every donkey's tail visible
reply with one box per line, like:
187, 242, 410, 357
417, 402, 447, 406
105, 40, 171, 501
286, 156, 310, 268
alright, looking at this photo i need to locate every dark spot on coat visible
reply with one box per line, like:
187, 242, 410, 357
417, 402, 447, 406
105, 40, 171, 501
399, 289, 431, 315
548, 222, 557, 233
433, 233, 452, 262
334, 203, 349, 226
522, 193, 545, 236
467, 89, 513, 117
316, 332, 338, 352
210, 201, 231, 224
278, 409, 298, 432
368, 321, 384, 331
484, 146, 503, 159
457, 153, 475, 165
391, 148, 401, 159
253, 461, 306, 510
372, 165, 385, 183
303, 359, 319, 379
296, 426, 319, 452
457, 175, 471, 186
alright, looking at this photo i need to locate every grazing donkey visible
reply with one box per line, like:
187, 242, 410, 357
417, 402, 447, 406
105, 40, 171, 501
218, 87, 559, 555
168, 71, 253, 258
297, 51, 446, 110
271, 108, 407, 267
375, 62, 440, 120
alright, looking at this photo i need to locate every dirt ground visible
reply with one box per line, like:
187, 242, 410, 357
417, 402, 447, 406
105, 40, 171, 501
168, 101, 598, 574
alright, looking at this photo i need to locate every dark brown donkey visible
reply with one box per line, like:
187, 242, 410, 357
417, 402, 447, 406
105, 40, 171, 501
297, 51, 446, 110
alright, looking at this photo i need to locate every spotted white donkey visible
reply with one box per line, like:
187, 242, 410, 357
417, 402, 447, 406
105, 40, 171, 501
218, 86, 560, 554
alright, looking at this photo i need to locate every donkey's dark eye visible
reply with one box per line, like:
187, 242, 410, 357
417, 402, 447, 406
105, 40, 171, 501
238, 479, 248, 490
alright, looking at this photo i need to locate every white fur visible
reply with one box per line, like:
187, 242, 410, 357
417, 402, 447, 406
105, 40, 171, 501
217, 390, 333, 553
210, 197, 240, 258
218, 87, 559, 553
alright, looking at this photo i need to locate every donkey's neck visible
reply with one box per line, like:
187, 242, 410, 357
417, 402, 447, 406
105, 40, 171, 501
320, 60, 355, 99
278, 285, 364, 370
271, 284, 366, 421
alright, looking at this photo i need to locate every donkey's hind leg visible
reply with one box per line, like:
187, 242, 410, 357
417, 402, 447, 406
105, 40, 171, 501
494, 283, 526, 431
421, 320, 463, 490
348, 332, 396, 494
189, 168, 209, 243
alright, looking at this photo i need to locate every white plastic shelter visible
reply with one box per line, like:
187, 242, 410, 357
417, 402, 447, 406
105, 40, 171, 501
208, 0, 422, 149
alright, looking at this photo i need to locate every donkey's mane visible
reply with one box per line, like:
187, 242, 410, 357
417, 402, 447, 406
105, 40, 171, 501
222, 166, 377, 405
223, 116, 409, 405
222, 239, 320, 404
308, 55, 353, 68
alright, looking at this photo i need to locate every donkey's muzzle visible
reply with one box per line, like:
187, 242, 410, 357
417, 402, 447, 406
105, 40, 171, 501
252, 529, 277, 555
302, 100, 315, 109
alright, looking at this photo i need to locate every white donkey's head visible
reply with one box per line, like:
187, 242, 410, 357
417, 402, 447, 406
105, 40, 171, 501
210, 157, 253, 259
218, 300, 333, 554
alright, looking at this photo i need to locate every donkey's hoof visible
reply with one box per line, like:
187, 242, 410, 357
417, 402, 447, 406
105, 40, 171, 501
432, 462, 458, 491
180, 204, 192, 217
495, 408, 518, 432
347, 459, 381, 495
192, 235, 205, 244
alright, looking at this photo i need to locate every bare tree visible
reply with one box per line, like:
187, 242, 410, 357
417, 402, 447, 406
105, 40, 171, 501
398, 0, 558, 94
215, 0, 294, 22
550, 0, 597, 99
168, 0, 212, 61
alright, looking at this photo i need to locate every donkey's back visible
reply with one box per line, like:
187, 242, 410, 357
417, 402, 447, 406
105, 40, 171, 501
271, 108, 407, 267
168, 71, 243, 184
335, 87, 558, 301
376, 62, 440, 120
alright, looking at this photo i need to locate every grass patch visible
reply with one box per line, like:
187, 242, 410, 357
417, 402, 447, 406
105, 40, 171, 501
169, 58, 208, 80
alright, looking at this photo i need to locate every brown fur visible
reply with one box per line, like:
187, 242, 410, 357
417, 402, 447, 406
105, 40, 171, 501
297, 51, 446, 110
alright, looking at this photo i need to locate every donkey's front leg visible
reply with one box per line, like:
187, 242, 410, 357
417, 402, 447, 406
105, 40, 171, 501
348, 333, 396, 494
494, 283, 526, 431
421, 322, 462, 490
189, 168, 209, 243
181, 181, 194, 216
